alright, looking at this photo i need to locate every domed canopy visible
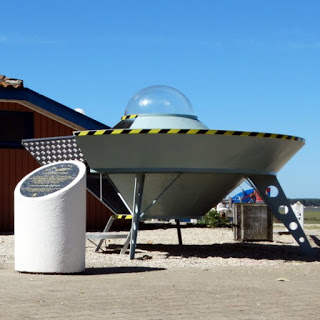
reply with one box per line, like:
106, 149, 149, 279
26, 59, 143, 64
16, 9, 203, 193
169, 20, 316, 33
125, 85, 194, 116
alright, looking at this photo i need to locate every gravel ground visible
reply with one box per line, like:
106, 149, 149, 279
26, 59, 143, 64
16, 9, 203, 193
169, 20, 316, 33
1, 224, 320, 270
2, 224, 320, 320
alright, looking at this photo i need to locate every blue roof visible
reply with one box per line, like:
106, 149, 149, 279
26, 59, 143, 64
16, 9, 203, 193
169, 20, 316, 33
0, 86, 109, 130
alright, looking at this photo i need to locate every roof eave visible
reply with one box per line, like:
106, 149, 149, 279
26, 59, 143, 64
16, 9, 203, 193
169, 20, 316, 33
0, 87, 109, 130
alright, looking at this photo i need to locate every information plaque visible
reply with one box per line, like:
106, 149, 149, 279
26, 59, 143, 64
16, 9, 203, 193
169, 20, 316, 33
20, 163, 80, 197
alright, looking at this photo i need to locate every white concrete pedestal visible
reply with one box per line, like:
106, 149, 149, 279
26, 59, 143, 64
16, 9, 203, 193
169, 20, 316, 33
14, 161, 87, 274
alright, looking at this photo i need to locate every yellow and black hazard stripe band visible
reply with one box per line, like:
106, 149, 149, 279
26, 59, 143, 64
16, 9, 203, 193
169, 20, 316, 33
121, 114, 138, 121
114, 214, 132, 220
74, 129, 304, 142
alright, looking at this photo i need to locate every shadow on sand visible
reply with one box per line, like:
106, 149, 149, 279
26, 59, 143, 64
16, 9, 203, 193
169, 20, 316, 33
84, 266, 166, 275
103, 240, 320, 263
143, 243, 320, 262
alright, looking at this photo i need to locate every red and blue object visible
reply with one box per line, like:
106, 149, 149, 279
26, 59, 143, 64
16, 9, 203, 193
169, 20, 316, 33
232, 188, 270, 203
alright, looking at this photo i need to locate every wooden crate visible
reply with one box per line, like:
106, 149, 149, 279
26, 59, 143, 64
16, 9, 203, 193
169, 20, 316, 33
233, 203, 273, 241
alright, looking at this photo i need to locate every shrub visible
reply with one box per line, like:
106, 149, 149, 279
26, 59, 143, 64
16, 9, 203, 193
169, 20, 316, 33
199, 209, 231, 228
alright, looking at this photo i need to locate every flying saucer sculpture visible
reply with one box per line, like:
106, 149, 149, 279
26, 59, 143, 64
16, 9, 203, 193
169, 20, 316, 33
74, 85, 312, 259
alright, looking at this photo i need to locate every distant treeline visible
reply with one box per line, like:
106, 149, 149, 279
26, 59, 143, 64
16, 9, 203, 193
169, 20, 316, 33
289, 198, 320, 206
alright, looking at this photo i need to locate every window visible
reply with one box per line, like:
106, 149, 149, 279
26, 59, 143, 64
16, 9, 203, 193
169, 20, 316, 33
0, 111, 34, 148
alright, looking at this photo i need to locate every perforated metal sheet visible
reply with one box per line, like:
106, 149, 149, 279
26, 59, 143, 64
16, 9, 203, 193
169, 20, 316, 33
22, 136, 85, 165
22, 136, 130, 215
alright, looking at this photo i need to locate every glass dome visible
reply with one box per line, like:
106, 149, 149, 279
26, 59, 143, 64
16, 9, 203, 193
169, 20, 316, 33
125, 85, 194, 116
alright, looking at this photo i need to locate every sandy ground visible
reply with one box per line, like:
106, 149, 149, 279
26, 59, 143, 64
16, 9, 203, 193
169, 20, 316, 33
1, 224, 320, 319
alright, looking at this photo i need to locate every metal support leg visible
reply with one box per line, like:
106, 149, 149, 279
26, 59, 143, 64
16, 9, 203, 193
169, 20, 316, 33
129, 174, 145, 259
249, 175, 312, 254
175, 219, 183, 245
95, 174, 107, 252
120, 231, 131, 254
95, 216, 116, 252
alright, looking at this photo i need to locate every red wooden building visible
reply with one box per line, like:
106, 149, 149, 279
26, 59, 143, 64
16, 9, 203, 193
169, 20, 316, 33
0, 76, 113, 233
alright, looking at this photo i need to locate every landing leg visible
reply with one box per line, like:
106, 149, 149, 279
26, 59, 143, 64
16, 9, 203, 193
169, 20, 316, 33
95, 215, 116, 252
129, 174, 145, 259
249, 175, 312, 254
175, 219, 183, 245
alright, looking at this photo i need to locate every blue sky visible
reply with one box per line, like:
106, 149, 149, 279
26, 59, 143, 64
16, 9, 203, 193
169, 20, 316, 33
1, 0, 319, 198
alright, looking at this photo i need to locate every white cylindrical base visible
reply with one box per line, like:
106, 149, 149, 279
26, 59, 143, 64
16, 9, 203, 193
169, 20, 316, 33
14, 161, 87, 274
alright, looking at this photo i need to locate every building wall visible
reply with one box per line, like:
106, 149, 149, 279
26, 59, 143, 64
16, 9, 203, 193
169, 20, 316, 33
0, 101, 112, 232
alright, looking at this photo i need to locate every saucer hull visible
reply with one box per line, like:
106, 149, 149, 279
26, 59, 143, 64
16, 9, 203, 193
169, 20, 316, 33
75, 130, 304, 219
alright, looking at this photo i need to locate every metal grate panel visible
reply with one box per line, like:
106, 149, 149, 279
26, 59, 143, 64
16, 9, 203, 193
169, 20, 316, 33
22, 136, 85, 165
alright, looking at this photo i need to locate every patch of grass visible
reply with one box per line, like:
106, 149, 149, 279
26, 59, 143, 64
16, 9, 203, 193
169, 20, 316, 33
304, 210, 320, 224
304, 224, 320, 230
